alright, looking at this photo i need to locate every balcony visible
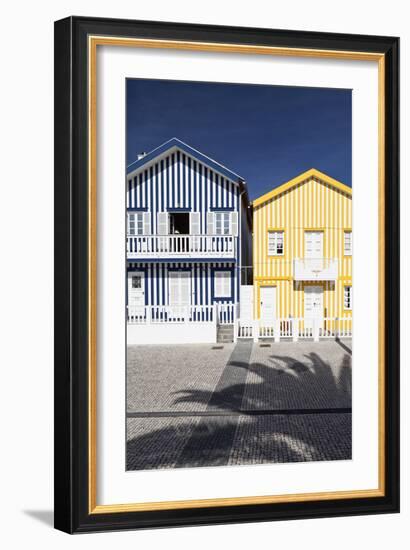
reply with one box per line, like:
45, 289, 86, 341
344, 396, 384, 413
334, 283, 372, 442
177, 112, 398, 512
293, 258, 338, 281
127, 234, 236, 260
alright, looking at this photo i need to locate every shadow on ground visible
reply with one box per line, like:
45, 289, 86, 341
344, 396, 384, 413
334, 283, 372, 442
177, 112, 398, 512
23, 510, 54, 527
127, 346, 352, 470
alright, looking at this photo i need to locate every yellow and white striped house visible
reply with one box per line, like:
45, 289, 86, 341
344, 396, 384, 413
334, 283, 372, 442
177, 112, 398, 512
251, 168, 352, 338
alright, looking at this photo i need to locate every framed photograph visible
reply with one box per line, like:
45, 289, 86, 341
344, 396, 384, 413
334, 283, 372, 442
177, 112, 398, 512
54, 16, 399, 533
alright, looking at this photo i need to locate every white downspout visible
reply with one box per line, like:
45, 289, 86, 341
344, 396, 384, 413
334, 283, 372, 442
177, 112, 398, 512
237, 186, 247, 339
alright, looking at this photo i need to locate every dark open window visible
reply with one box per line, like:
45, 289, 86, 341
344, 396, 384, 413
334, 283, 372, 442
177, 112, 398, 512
169, 212, 189, 235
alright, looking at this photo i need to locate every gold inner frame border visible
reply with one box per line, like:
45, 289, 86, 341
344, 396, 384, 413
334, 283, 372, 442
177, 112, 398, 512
87, 35, 385, 514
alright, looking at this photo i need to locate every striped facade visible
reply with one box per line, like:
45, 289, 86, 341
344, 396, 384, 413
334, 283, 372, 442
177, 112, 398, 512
252, 169, 352, 323
128, 261, 237, 316
127, 151, 241, 220
126, 138, 252, 331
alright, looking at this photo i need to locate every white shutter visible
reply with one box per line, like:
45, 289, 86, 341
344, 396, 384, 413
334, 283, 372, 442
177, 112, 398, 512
142, 212, 151, 235
223, 272, 230, 296
207, 212, 215, 235
305, 232, 313, 257
230, 211, 238, 236
157, 212, 169, 235
214, 272, 223, 297
190, 212, 200, 235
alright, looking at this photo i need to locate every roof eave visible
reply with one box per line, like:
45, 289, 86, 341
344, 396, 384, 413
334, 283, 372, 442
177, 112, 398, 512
253, 168, 352, 208
126, 137, 244, 183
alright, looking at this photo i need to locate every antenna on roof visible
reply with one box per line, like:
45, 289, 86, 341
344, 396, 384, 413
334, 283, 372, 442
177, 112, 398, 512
137, 152, 147, 160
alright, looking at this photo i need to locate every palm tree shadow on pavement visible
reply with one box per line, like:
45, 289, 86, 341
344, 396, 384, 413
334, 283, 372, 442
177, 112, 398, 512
127, 347, 352, 470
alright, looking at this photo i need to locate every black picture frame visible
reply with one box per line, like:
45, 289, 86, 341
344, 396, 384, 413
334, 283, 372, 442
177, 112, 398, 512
54, 16, 400, 533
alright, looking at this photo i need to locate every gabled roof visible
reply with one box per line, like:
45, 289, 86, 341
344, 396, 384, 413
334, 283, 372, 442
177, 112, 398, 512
127, 137, 244, 183
253, 168, 352, 208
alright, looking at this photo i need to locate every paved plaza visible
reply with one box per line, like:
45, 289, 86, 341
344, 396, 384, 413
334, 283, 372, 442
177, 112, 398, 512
126, 339, 352, 470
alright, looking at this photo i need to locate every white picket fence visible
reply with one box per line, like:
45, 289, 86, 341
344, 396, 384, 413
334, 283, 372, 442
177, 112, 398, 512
128, 306, 351, 343
128, 305, 216, 324
237, 317, 352, 342
128, 303, 236, 326
216, 303, 236, 325
319, 317, 352, 339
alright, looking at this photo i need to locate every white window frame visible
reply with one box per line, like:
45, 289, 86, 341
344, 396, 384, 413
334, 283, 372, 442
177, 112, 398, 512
214, 270, 231, 298
127, 212, 144, 235
344, 230, 352, 256
215, 212, 231, 235
268, 230, 285, 256
344, 285, 352, 310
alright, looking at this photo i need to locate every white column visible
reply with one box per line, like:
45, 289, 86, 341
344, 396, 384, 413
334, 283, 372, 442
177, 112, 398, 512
253, 320, 259, 343
274, 319, 281, 343
213, 304, 218, 343
233, 305, 238, 343
292, 318, 299, 342
313, 317, 319, 342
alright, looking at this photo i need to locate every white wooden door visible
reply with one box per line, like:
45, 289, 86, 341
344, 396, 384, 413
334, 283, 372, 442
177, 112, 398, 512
304, 285, 323, 328
240, 285, 253, 321
169, 272, 191, 317
260, 286, 276, 324
128, 271, 145, 315
305, 231, 323, 258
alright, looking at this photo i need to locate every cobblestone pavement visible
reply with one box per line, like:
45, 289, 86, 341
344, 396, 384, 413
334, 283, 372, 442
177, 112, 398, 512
127, 343, 235, 412
127, 340, 352, 470
242, 340, 352, 410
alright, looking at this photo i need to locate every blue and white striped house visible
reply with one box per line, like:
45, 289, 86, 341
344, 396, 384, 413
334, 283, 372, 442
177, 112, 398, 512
126, 138, 252, 344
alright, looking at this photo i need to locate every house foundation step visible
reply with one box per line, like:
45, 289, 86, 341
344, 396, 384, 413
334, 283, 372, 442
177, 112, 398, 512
217, 324, 234, 343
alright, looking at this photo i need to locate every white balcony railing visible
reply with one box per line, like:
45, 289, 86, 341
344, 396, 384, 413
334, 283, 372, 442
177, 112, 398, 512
293, 258, 338, 281
127, 234, 236, 259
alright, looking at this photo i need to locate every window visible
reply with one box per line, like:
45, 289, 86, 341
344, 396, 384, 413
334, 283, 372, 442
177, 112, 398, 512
215, 212, 231, 235
344, 286, 352, 310
132, 275, 142, 289
344, 231, 352, 256
169, 212, 189, 235
268, 231, 284, 256
214, 271, 231, 298
128, 212, 144, 235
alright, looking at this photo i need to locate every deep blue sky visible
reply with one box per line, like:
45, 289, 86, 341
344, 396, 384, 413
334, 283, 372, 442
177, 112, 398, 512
126, 79, 351, 199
